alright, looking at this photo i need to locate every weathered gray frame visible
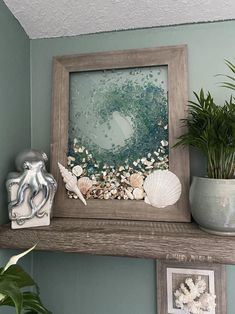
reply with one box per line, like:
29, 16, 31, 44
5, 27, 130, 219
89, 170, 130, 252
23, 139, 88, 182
157, 260, 227, 314
51, 45, 190, 221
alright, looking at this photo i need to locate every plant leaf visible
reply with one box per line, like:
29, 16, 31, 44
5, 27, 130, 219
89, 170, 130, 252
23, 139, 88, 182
225, 59, 235, 73
2, 292, 51, 314
22, 292, 52, 314
217, 59, 235, 92
3, 244, 37, 273
174, 88, 235, 178
1, 265, 38, 292
0, 279, 22, 314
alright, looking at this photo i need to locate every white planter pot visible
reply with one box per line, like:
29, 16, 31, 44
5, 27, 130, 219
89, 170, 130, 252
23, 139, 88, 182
190, 176, 235, 236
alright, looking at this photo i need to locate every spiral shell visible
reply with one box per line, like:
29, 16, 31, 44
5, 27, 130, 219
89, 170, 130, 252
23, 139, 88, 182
143, 170, 181, 208
77, 177, 93, 195
129, 173, 144, 188
58, 162, 87, 205
72, 165, 83, 177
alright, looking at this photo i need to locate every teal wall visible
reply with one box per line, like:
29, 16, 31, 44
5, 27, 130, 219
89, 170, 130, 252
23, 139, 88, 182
30, 20, 235, 314
33, 252, 156, 314
0, 1, 31, 312
0, 0, 30, 223
0, 3, 235, 312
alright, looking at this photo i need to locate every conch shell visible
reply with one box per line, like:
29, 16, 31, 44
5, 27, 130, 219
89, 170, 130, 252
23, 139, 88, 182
143, 170, 181, 208
58, 162, 87, 205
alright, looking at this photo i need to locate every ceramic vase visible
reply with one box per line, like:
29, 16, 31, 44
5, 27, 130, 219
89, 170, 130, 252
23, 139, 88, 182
190, 176, 235, 236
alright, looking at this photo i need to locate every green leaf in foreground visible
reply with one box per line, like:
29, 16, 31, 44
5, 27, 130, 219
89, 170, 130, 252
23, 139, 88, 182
2, 265, 38, 292
0, 246, 51, 313
2, 291, 52, 314
0, 279, 22, 314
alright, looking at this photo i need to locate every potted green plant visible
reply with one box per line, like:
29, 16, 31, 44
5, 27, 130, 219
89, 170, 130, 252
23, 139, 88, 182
175, 61, 235, 235
0, 245, 51, 313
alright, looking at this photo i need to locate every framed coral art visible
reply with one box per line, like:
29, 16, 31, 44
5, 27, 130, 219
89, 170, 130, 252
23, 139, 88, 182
157, 260, 226, 314
51, 45, 190, 221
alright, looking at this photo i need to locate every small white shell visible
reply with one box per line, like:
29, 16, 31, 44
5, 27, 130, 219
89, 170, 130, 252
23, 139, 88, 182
133, 188, 144, 200
72, 165, 83, 177
125, 189, 134, 200
77, 177, 93, 195
104, 192, 110, 200
58, 163, 87, 205
111, 189, 117, 195
129, 173, 144, 188
143, 170, 181, 208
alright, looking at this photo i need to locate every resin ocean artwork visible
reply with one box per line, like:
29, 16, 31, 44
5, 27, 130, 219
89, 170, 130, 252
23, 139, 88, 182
67, 66, 169, 202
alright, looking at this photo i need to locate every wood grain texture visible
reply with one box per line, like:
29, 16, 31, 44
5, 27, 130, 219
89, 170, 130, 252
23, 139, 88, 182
157, 260, 226, 314
0, 218, 235, 265
51, 45, 190, 222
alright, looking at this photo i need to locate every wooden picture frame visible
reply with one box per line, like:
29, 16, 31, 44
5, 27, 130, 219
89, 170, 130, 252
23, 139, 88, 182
51, 45, 190, 221
157, 260, 227, 314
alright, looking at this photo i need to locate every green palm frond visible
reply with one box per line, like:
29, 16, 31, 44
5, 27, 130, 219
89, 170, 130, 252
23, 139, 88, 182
225, 59, 235, 74
218, 59, 235, 91
174, 89, 235, 179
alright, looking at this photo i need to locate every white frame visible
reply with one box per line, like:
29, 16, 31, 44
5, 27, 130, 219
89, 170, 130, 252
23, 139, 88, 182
157, 260, 226, 314
167, 267, 215, 314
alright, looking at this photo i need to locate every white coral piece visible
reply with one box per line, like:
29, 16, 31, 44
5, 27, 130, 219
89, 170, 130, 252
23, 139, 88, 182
199, 293, 216, 311
174, 276, 216, 314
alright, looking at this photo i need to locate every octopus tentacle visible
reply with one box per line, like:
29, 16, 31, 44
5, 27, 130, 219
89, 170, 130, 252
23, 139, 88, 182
14, 188, 39, 223
44, 174, 57, 201
35, 184, 50, 218
9, 183, 28, 210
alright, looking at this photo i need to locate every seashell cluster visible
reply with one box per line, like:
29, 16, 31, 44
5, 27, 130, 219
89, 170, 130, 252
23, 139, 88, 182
66, 138, 170, 201
143, 170, 181, 208
75, 175, 145, 201
58, 163, 87, 205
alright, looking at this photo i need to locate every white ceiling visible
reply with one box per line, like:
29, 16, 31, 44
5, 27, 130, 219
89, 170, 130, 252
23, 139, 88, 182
3, 0, 235, 39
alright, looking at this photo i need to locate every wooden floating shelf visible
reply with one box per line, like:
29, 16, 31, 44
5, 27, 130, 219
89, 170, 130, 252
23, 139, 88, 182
0, 218, 235, 264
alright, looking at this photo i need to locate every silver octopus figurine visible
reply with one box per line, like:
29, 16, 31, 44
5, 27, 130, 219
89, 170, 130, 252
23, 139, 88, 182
6, 149, 57, 225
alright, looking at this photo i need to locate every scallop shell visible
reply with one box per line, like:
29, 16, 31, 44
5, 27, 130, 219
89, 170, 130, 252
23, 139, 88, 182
144, 196, 151, 205
77, 177, 93, 195
58, 162, 87, 205
129, 173, 144, 188
143, 170, 181, 208
72, 165, 83, 177
133, 188, 144, 200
